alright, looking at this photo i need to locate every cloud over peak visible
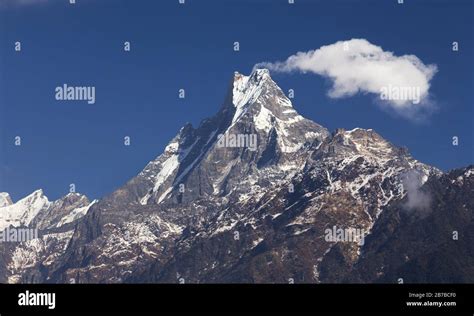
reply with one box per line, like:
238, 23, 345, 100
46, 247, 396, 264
256, 39, 438, 118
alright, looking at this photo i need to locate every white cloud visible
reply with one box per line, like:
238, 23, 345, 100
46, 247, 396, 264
401, 170, 432, 217
256, 39, 438, 117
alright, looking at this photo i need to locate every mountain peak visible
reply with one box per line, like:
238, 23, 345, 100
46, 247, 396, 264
28, 189, 46, 200
224, 69, 330, 154
232, 68, 273, 99
230, 68, 296, 125
130, 70, 330, 206
0, 189, 51, 230
233, 68, 270, 82
248, 68, 271, 81
0, 192, 13, 207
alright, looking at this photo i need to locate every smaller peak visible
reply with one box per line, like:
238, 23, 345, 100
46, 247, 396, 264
29, 189, 48, 201
31, 189, 44, 196
60, 192, 89, 206
0, 192, 13, 207
16, 189, 49, 205
64, 192, 86, 199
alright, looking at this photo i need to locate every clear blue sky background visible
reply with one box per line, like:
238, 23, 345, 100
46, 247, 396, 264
1, 0, 472, 201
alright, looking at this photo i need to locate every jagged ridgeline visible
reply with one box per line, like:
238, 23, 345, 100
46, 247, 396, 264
1, 69, 472, 283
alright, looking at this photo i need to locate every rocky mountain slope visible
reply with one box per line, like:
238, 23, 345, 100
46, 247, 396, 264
1, 69, 472, 283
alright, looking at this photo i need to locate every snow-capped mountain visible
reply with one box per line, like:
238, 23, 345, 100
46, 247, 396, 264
105, 69, 328, 209
0, 190, 95, 283
1, 69, 472, 284
0, 190, 50, 231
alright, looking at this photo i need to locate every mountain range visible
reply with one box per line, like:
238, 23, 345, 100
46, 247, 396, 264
1, 69, 472, 283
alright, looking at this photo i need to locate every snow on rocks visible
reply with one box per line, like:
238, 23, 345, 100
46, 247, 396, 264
0, 190, 50, 231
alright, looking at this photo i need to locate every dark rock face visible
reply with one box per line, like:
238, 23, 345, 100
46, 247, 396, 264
1, 69, 472, 284
349, 166, 474, 283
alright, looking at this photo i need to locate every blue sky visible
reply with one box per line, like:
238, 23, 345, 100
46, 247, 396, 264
1, 0, 473, 201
